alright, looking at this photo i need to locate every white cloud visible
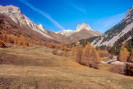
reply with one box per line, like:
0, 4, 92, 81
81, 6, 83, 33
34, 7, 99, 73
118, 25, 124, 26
18, 0, 65, 30
65, 0, 86, 14
70, 3, 86, 14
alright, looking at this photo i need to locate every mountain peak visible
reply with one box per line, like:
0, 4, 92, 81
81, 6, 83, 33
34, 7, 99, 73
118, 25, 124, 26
37, 24, 45, 31
0, 5, 55, 39
58, 23, 93, 36
0, 5, 20, 13
57, 23, 100, 42
76, 23, 93, 31
0, 5, 27, 25
57, 29, 75, 36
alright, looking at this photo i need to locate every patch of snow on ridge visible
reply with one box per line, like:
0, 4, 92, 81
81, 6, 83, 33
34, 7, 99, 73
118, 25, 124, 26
57, 29, 75, 36
76, 23, 93, 31
37, 24, 47, 33
58, 23, 96, 36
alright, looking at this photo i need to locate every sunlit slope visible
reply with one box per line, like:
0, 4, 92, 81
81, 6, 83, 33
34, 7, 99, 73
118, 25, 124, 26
0, 46, 133, 89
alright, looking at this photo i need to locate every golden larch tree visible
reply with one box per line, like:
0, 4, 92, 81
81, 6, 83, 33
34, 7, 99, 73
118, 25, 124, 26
81, 43, 100, 69
118, 47, 129, 62
74, 44, 83, 63
128, 50, 133, 63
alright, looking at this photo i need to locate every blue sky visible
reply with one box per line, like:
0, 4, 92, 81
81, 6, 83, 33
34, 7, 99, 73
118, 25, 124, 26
0, 0, 132, 33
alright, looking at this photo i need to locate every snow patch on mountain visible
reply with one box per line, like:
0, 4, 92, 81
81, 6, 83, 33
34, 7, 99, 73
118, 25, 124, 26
58, 23, 95, 36
37, 24, 44, 31
57, 29, 75, 36
76, 23, 93, 31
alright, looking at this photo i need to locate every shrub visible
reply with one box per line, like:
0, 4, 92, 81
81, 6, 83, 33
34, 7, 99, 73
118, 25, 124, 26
58, 51, 64, 56
0, 40, 6, 48
52, 49, 58, 55
126, 63, 133, 76
111, 64, 126, 74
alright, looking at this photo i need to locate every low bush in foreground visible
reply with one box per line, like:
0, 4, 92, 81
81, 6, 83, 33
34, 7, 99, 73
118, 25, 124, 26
110, 64, 126, 74
0, 40, 6, 48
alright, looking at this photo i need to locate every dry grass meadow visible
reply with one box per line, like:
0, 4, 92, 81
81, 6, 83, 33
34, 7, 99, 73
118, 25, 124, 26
0, 46, 133, 89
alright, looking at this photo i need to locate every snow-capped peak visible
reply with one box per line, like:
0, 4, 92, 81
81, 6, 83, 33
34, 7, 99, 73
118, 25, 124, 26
37, 24, 45, 31
57, 29, 75, 36
58, 23, 95, 36
76, 23, 93, 31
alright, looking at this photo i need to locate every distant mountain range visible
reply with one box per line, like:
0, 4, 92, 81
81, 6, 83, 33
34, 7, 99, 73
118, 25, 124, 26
0, 5, 68, 43
0, 5, 100, 44
1, 5, 132, 47
58, 23, 100, 42
91, 7, 133, 47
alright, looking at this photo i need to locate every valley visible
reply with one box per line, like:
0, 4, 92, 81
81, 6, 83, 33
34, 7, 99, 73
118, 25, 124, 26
0, 2, 133, 89
0, 46, 133, 89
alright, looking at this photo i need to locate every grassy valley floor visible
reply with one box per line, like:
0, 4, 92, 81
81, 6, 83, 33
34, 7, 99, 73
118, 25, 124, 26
0, 46, 133, 89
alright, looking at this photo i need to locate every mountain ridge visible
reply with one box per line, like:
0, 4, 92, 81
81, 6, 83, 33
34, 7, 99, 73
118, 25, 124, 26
0, 5, 100, 43
58, 23, 97, 36
58, 23, 100, 42
91, 6, 133, 47
0, 5, 70, 43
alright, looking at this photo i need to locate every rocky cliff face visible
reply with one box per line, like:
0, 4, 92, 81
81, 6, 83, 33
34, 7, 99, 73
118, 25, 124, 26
0, 5, 52, 38
92, 7, 133, 47
0, 5, 100, 43
0, 5, 69, 43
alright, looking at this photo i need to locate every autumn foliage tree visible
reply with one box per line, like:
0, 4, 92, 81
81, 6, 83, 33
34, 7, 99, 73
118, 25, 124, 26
118, 47, 129, 62
128, 50, 133, 63
71, 46, 76, 56
81, 43, 100, 69
74, 44, 83, 63
97, 49, 110, 58
0, 32, 30, 47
